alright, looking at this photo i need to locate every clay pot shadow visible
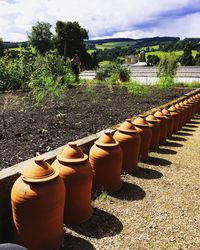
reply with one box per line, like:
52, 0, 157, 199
168, 135, 187, 142
181, 128, 195, 132
192, 116, 200, 120
184, 124, 198, 128
176, 131, 193, 136
109, 181, 146, 201
157, 148, 177, 155
188, 121, 200, 125
132, 167, 163, 180
63, 234, 96, 250
68, 208, 123, 239
143, 156, 172, 166
164, 141, 183, 147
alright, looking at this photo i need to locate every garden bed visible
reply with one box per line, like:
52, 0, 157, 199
0, 85, 193, 169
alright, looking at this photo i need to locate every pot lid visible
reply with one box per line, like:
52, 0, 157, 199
133, 115, 149, 127
175, 103, 184, 110
168, 105, 179, 113
154, 110, 165, 119
162, 108, 171, 116
21, 156, 59, 183
95, 132, 119, 147
146, 114, 160, 123
57, 142, 88, 163
180, 101, 189, 107
118, 119, 137, 133
183, 100, 190, 105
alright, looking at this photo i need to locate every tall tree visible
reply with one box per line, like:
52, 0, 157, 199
28, 22, 53, 54
54, 21, 88, 59
180, 44, 193, 66
0, 38, 4, 57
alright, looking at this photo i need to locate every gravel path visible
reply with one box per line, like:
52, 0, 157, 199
63, 114, 200, 250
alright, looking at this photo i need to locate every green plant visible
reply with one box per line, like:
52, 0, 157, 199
157, 52, 178, 89
183, 81, 200, 88
56, 111, 65, 119
98, 191, 108, 201
118, 64, 130, 82
127, 80, 149, 96
84, 84, 96, 96
156, 76, 174, 89
29, 52, 75, 105
157, 52, 178, 78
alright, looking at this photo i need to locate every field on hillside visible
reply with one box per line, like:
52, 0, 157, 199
146, 50, 198, 58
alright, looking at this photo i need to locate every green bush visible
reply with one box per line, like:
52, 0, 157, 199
156, 76, 174, 89
96, 62, 130, 82
29, 52, 75, 105
157, 52, 178, 78
96, 63, 117, 80
118, 64, 130, 82
0, 49, 36, 91
127, 80, 149, 96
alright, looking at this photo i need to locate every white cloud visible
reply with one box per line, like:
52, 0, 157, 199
0, 0, 199, 41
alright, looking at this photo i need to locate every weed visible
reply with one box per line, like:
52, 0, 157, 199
56, 111, 65, 119
99, 190, 108, 201
127, 80, 150, 96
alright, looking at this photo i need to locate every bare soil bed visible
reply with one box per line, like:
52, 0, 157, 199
0, 85, 192, 169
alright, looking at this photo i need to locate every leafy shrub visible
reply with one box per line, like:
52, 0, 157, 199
96, 63, 117, 80
183, 81, 200, 88
157, 52, 178, 78
29, 52, 75, 105
118, 65, 130, 82
127, 80, 149, 96
0, 49, 36, 91
156, 76, 174, 89
96, 62, 130, 82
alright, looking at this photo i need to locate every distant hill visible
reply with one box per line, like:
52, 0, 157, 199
3, 41, 28, 49
86, 36, 180, 49
3, 36, 200, 50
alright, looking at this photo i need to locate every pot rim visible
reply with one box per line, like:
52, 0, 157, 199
21, 168, 59, 183
94, 140, 119, 147
56, 153, 88, 163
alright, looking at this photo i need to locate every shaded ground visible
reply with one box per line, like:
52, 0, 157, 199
63, 114, 200, 250
0, 85, 192, 168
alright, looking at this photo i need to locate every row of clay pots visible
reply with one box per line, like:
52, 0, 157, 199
11, 143, 93, 250
90, 92, 200, 195
11, 92, 200, 250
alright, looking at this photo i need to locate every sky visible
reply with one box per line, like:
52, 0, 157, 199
0, 0, 200, 42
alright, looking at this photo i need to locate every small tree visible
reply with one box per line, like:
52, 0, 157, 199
194, 53, 200, 66
28, 22, 53, 55
180, 44, 193, 66
29, 51, 75, 106
0, 38, 4, 57
157, 53, 178, 88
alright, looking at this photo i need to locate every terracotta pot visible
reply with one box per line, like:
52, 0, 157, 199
175, 103, 185, 129
146, 114, 161, 150
11, 156, 65, 250
52, 142, 93, 225
162, 108, 174, 138
132, 116, 152, 161
89, 132, 122, 193
183, 99, 193, 123
154, 110, 168, 144
168, 105, 180, 133
113, 119, 141, 173
179, 101, 189, 125
191, 95, 199, 115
